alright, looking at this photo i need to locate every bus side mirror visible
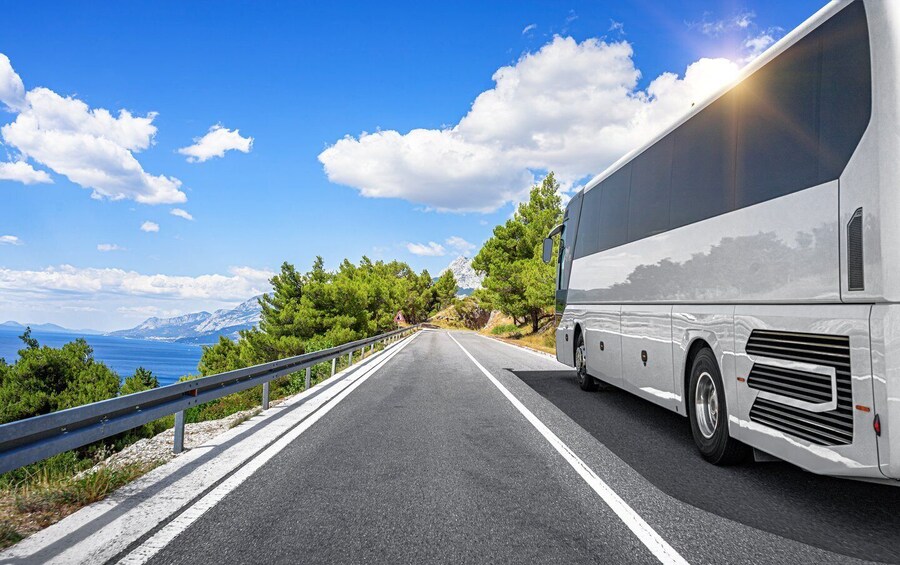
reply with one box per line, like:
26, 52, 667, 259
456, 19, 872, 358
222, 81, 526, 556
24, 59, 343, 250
542, 238, 553, 263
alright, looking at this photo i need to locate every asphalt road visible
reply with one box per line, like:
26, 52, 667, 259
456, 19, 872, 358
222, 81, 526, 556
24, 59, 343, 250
132, 329, 895, 565
514, 362, 900, 563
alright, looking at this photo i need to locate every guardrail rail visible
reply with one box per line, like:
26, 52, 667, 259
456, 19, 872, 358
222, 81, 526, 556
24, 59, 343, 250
0, 325, 420, 475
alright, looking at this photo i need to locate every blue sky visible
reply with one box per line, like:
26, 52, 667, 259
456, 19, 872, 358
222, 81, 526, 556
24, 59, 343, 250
0, 0, 824, 330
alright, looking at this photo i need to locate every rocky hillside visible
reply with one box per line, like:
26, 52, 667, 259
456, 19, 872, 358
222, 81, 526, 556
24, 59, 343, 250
441, 256, 484, 295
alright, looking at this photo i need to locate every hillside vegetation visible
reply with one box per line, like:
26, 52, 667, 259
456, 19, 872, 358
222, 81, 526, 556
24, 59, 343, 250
431, 172, 563, 353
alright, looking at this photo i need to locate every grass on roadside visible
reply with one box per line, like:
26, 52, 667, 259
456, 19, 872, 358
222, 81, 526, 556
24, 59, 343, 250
0, 460, 162, 550
490, 323, 521, 337
480, 315, 557, 355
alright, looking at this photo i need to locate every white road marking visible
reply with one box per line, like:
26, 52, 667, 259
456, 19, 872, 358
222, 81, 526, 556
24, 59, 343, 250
448, 332, 689, 565
117, 331, 421, 565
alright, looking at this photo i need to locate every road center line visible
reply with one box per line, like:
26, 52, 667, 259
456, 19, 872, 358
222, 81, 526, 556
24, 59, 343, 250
447, 332, 689, 565
115, 331, 421, 565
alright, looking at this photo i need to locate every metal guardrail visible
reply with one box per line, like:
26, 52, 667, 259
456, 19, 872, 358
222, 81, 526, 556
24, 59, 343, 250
0, 325, 420, 475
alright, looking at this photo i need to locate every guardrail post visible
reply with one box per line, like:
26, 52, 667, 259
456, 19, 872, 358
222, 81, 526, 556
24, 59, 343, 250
348, 351, 352, 366
331, 357, 336, 377
305, 366, 311, 389
262, 382, 270, 410
173, 410, 185, 454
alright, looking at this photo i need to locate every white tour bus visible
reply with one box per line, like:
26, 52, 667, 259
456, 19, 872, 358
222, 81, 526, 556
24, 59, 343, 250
544, 0, 900, 483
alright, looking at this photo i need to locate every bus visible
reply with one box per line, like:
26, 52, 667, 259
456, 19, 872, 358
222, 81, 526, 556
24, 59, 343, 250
543, 0, 900, 483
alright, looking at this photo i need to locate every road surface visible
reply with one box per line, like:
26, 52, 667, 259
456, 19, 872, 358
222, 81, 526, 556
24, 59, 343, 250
3, 329, 898, 564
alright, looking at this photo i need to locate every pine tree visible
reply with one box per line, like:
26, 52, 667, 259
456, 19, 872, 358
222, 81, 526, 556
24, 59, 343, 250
473, 172, 563, 332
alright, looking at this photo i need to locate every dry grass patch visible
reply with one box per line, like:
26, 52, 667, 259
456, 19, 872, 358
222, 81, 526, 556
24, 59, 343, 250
0, 461, 162, 549
478, 314, 557, 355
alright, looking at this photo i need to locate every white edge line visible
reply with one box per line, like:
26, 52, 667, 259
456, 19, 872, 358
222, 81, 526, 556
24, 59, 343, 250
117, 331, 421, 565
448, 332, 688, 565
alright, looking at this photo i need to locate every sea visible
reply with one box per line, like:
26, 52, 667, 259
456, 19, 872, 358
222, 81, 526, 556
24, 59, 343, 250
0, 327, 204, 386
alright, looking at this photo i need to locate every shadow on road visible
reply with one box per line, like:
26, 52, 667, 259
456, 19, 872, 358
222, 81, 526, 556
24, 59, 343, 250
512, 369, 900, 564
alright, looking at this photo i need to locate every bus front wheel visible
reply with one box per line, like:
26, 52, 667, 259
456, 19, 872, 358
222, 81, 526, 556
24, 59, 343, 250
687, 348, 750, 465
574, 333, 599, 392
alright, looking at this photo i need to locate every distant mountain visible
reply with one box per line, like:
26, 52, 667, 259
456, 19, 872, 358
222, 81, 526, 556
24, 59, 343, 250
440, 256, 484, 296
109, 296, 262, 344
0, 321, 103, 335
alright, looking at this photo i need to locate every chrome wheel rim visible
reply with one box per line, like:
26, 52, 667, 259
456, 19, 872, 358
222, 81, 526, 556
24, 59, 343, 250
695, 371, 719, 439
575, 343, 587, 385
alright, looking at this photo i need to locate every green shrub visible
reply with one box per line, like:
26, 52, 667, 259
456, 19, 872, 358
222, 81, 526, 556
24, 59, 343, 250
0, 521, 23, 549
490, 324, 520, 335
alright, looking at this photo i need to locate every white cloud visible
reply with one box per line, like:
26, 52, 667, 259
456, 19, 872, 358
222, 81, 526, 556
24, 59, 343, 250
178, 124, 253, 163
0, 160, 52, 184
0, 54, 186, 205
743, 30, 781, 61
522, 24, 537, 35
445, 236, 476, 254
0, 265, 274, 331
0, 264, 273, 300
689, 11, 756, 36
170, 208, 194, 221
319, 36, 740, 213
0, 235, 22, 245
140, 221, 159, 233
406, 241, 447, 256
0, 57, 183, 204
97, 243, 124, 252
0, 54, 25, 112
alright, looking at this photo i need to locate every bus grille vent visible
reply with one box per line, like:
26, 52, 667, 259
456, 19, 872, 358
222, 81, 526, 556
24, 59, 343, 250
746, 330, 853, 446
847, 207, 864, 291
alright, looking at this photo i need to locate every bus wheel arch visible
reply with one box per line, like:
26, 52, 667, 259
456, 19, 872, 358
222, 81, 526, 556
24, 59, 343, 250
573, 323, 583, 351
573, 325, 597, 391
573, 323, 612, 392
683, 338, 711, 413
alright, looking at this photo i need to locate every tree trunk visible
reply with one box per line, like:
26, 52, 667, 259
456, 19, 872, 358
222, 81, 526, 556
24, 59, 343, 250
531, 311, 539, 333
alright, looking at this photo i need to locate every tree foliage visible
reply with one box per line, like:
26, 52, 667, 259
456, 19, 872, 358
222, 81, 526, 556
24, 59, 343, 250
432, 269, 458, 312
0, 329, 120, 424
198, 256, 442, 375
120, 367, 160, 396
473, 172, 563, 331
0, 331, 171, 425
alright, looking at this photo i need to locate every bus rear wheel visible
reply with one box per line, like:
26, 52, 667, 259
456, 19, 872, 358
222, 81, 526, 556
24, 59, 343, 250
687, 348, 750, 465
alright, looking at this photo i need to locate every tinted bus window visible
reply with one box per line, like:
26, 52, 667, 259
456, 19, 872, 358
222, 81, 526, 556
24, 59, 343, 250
628, 134, 673, 242
574, 186, 600, 259
817, 1, 871, 182
735, 29, 820, 209
670, 92, 737, 229
560, 192, 582, 288
598, 164, 631, 251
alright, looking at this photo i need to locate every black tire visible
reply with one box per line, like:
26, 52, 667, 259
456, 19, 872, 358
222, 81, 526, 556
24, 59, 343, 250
687, 348, 750, 465
574, 332, 598, 391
